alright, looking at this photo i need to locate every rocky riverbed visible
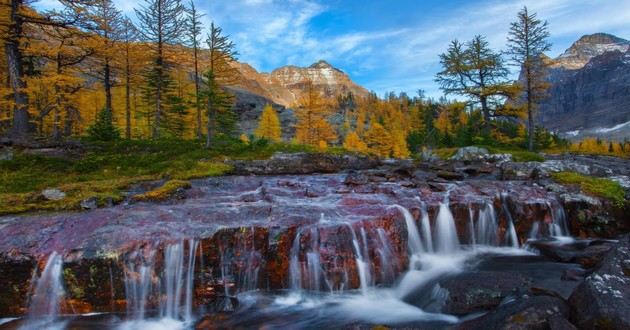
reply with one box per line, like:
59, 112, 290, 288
0, 150, 628, 329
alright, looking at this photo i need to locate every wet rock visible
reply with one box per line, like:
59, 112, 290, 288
441, 271, 529, 315
420, 149, 440, 162
528, 240, 614, 269
450, 146, 490, 161
500, 162, 548, 181
569, 235, 630, 330
436, 170, 464, 181
41, 188, 66, 201
0, 148, 13, 161
228, 152, 379, 175
80, 197, 98, 210
206, 295, 239, 313
457, 295, 571, 330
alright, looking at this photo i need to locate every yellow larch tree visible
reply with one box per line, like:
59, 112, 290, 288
364, 121, 392, 158
343, 130, 368, 153
294, 79, 337, 146
255, 104, 281, 142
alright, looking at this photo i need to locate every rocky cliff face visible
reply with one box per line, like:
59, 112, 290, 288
534, 33, 630, 140
228, 60, 369, 138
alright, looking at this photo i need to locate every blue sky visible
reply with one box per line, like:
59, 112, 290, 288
37, 0, 630, 98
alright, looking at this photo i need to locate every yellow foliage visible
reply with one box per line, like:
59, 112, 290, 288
318, 140, 328, 151
255, 104, 282, 142
294, 80, 337, 146
364, 122, 392, 158
343, 131, 368, 153
569, 138, 629, 157
239, 134, 250, 144
391, 130, 411, 158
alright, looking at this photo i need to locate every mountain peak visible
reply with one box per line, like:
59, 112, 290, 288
309, 60, 334, 69
555, 33, 629, 70
574, 33, 628, 46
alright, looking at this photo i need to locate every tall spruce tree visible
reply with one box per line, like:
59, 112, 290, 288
185, 0, 204, 139
507, 6, 552, 151
135, 0, 185, 138
204, 22, 238, 148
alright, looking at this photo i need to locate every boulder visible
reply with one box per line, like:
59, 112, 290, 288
569, 235, 630, 329
451, 146, 490, 161
41, 188, 66, 201
457, 295, 571, 330
500, 162, 548, 181
80, 197, 98, 210
0, 148, 13, 161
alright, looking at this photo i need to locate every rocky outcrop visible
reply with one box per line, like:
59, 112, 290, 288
569, 235, 630, 329
531, 33, 630, 139
227, 152, 380, 175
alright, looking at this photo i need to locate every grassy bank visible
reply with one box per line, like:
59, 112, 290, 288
551, 171, 626, 207
0, 138, 316, 215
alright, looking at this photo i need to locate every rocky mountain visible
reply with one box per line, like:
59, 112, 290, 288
228, 60, 369, 138
535, 33, 630, 140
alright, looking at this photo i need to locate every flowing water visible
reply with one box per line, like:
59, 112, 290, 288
9, 193, 574, 330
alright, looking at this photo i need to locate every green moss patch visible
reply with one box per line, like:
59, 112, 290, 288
552, 171, 626, 207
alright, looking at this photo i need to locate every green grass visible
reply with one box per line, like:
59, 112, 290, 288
0, 137, 324, 215
551, 171, 627, 207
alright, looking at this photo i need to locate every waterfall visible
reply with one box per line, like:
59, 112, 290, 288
184, 239, 198, 323
123, 240, 197, 323
434, 203, 460, 253
420, 203, 434, 253
289, 230, 302, 291
161, 242, 185, 319
548, 202, 570, 237
468, 207, 476, 247
376, 228, 396, 284
501, 193, 519, 248
351, 226, 371, 295
528, 221, 540, 240
475, 204, 498, 246
22, 252, 64, 329
391, 205, 424, 255
124, 261, 154, 320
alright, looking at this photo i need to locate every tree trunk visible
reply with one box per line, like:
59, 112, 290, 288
104, 60, 113, 116
480, 95, 490, 129
526, 67, 534, 151
193, 44, 202, 140
5, 0, 30, 140
125, 60, 131, 139
206, 99, 214, 148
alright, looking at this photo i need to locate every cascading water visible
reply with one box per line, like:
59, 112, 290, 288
420, 203, 434, 253
434, 203, 460, 254
475, 203, 498, 246
121, 239, 197, 328
501, 193, 519, 248
391, 205, 424, 255
21, 252, 65, 330
547, 202, 570, 237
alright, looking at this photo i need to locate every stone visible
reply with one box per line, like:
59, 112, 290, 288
41, 188, 66, 201
0, 148, 13, 161
228, 152, 379, 175
450, 146, 490, 161
80, 197, 98, 210
500, 162, 548, 181
456, 295, 571, 330
569, 235, 630, 330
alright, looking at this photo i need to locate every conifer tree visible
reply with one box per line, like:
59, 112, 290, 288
436, 36, 514, 127
364, 122, 392, 158
121, 18, 139, 139
135, 0, 185, 138
507, 6, 552, 151
343, 130, 367, 153
255, 104, 281, 142
184, 0, 204, 139
204, 22, 238, 147
87, 107, 120, 141
295, 79, 337, 146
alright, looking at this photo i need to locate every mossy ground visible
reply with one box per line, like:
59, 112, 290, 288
0, 137, 318, 215
551, 171, 627, 207
131, 180, 192, 202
